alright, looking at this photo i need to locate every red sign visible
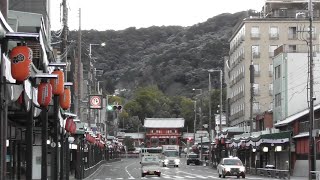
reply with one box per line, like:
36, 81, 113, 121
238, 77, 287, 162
89, 95, 102, 109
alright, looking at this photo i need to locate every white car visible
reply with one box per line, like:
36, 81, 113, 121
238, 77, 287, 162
140, 156, 161, 177
217, 157, 245, 178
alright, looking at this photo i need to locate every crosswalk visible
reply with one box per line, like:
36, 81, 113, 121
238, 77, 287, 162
94, 174, 264, 180
94, 175, 220, 179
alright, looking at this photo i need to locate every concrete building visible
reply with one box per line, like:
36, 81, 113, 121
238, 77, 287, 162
272, 45, 320, 177
226, 0, 320, 129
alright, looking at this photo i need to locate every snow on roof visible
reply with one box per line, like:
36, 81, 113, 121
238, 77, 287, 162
144, 118, 185, 128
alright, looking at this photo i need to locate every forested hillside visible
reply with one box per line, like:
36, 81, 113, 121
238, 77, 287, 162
69, 11, 250, 97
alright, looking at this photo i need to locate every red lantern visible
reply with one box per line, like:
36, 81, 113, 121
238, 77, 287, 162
86, 133, 90, 141
60, 88, 71, 110
37, 82, 52, 107
65, 118, 73, 132
10, 44, 32, 81
70, 121, 76, 134
221, 138, 225, 145
50, 69, 64, 95
215, 139, 219, 145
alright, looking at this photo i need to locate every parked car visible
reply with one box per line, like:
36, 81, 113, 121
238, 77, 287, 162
140, 155, 161, 177
186, 153, 201, 165
217, 156, 245, 178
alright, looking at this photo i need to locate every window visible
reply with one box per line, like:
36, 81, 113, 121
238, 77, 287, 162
269, 84, 273, 95
288, 27, 297, 39
269, 45, 278, 57
270, 26, 279, 39
252, 45, 260, 58
274, 65, 281, 79
253, 83, 260, 95
269, 64, 273, 76
251, 26, 260, 39
152, 130, 156, 133
254, 64, 260, 76
288, 45, 297, 52
275, 93, 281, 107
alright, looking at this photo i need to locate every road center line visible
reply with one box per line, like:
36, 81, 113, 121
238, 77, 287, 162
125, 161, 136, 179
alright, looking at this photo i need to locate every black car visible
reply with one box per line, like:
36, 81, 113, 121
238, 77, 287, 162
186, 153, 201, 165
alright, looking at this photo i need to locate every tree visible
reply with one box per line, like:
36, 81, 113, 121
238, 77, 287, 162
123, 136, 135, 151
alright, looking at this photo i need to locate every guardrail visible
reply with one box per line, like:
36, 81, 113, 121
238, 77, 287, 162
256, 168, 290, 179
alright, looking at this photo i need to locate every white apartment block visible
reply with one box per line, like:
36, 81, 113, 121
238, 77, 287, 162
273, 45, 320, 126
226, 0, 320, 127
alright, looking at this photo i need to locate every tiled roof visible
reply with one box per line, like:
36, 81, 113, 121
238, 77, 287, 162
144, 118, 185, 128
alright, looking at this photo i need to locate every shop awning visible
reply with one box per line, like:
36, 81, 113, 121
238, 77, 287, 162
275, 104, 320, 127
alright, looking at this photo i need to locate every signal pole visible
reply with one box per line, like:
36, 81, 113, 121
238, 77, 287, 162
308, 0, 315, 179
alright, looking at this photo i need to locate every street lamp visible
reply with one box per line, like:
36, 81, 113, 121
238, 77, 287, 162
87, 42, 105, 128
193, 88, 203, 128
208, 69, 223, 133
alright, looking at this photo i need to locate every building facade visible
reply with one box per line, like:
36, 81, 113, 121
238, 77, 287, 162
144, 118, 185, 147
226, 0, 320, 128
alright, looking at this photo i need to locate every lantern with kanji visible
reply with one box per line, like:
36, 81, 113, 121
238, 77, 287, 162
50, 69, 64, 95
60, 88, 71, 110
37, 82, 52, 107
10, 43, 32, 82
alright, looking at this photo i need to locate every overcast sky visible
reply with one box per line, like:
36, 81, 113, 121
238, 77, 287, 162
50, 0, 264, 31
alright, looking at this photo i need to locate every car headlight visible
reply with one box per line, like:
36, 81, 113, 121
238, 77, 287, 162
225, 167, 231, 172
240, 167, 245, 172
174, 159, 180, 164
164, 159, 169, 164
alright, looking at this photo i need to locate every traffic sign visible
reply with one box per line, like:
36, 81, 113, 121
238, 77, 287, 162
89, 95, 102, 109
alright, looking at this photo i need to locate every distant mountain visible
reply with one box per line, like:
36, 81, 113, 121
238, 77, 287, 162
68, 11, 249, 97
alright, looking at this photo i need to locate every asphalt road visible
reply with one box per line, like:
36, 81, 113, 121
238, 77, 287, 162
85, 157, 295, 180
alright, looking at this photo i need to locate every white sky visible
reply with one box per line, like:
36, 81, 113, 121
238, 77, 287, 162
50, 0, 265, 31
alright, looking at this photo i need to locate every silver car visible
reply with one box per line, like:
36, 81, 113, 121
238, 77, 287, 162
140, 156, 161, 177
217, 157, 246, 178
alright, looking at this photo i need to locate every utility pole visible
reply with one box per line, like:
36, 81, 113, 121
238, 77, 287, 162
250, 63, 254, 134
308, 0, 315, 179
193, 101, 197, 145
219, 70, 223, 132
60, 1, 68, 179
77, 8, 82, 120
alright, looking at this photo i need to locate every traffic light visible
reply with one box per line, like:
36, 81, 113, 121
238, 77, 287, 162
107, 105, 113, 111
112, 105, 122, 111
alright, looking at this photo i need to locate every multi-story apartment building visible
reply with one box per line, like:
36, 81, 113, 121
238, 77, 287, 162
226, 0, 320, 128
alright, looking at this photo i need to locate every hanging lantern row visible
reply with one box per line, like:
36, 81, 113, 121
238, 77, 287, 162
215, 138, 226, 145
97, 141, 105, 149
10, 43, 32, 82
50, 69, 65, 95
86, 133, 96, 144
60, 88, 71, 110
65, 118, 76, 134
37, 82, 52, 107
